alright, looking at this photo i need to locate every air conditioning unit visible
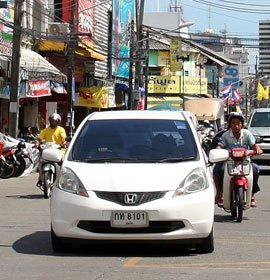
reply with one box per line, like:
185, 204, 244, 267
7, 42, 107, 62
48, 22, 70, 35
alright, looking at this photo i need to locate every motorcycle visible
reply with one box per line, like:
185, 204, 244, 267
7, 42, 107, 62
13, 141, 33, 177
198, 123, 215, 156
0, 140, 15, 178
38, 142, 63, 199
215, 147, 256, 223
0, 140, 33, 179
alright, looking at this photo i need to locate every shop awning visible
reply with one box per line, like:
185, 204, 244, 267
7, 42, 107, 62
147, 96, 183, 108
38, 40, 105, 61
75, 46, 105, 61
19, 48, 67, 83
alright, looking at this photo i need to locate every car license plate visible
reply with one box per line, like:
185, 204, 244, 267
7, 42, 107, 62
111, 211, 149, 228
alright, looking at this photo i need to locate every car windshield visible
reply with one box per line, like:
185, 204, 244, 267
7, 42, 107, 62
70, 119, 198, 162
250, 112, 270, 127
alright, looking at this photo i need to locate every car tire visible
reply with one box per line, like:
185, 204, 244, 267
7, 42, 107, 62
51, 225, 70, 252
196, 227, 214, 254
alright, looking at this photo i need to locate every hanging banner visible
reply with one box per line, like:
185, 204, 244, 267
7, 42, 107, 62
76, 86, 108, 108
170, 38, 180, 72
28, 80, 51, 97
111, 0, 135, 78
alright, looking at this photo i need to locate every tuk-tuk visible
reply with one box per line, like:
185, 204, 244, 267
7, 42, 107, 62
183, 98, 225, 133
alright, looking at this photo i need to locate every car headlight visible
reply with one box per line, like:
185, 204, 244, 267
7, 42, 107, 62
58, 167, 89, 197
173, 167, 209, 197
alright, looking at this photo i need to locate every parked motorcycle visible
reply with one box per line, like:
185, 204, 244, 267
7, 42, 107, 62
0, 140, 32, 179
210, 147, 255, 223
13, 141, 33, 177
0, 143, 17, 179
0, 140, 15, 178
38, 142, 63, 199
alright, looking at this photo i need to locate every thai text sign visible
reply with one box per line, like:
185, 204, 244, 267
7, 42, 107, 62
170, 38, 180, 72
222, 65, 239, 91
148, 76, 180, 94
28, 80, 51, 97
181, 76, 208, 94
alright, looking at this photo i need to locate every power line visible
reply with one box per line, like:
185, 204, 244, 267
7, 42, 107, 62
192, 0, 270, 13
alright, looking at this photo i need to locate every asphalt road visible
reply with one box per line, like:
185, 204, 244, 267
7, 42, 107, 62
0, 171, 270, 280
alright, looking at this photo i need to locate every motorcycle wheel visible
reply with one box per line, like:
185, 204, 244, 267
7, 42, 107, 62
13, 156, 27, 177
0, 162, 4, 177
231, 186, 244, 223
43, 171, 53, 199
0, 159, 15, 179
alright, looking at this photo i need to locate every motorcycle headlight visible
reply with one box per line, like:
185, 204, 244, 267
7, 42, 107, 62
58, 167, 89, 197
173, 167, 209, 197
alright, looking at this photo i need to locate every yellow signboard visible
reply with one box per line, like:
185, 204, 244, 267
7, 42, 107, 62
76, 86, 108, 108
148, 76, 180, 94
181, 76, 208, 95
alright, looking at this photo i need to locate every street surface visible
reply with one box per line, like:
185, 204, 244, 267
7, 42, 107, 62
0, 171, 270, 280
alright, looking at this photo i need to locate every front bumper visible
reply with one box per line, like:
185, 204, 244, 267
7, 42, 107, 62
50, 187, 214, 241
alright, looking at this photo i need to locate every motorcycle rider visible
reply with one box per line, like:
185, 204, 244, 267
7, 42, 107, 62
213, 112, 263, 207
35, 113, 67, 187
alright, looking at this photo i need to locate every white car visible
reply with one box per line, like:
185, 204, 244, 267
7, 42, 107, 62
246, 108, 270, 165
50, 110, 215, 253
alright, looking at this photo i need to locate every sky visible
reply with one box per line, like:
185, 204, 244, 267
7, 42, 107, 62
144, 0, 269, 68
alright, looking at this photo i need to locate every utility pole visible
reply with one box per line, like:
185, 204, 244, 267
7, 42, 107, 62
9, 0, 24, 138
128, 20, 135, 110
144, 31, 149, 109
132, 0, 145, 110
66, 0, 76, 138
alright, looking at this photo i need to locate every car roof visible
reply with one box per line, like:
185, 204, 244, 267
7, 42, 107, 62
85, 110, 188, 121
251, 108, 270, 113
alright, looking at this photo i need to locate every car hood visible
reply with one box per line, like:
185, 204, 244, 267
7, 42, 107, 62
249, 127, 270, 136
64, 161, 207, 192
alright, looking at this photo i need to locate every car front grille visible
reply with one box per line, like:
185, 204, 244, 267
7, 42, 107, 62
261, 137, 270, 143
94, 191, 167, 206
77, 221, 185, 234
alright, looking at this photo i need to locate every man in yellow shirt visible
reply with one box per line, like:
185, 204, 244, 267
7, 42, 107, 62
35, 113, 67, 187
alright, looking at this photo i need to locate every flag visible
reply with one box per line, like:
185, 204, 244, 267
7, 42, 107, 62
232, 88, 241, 102
221, 84, 232, 100
257, 81, 264, 101
262, 86, 269, 100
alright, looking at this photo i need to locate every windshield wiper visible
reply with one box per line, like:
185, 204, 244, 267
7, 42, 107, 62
157, 157, 195, 163
76, 157, 140, 163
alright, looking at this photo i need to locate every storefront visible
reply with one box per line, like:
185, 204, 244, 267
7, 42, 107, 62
0, 48, 67, 134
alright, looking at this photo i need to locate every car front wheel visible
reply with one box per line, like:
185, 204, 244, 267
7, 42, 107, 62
196, 227, 214, 254
51, 225, 70, 252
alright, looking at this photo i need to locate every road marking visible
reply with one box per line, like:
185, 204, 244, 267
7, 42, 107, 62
123, 257, 142, 267
124, 258, 270, 270
217, 239, 270, 246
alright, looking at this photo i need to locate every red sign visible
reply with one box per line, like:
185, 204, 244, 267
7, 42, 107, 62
29, 80, 51, 97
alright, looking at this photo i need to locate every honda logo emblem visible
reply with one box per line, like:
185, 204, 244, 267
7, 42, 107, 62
124, 193, 137, 204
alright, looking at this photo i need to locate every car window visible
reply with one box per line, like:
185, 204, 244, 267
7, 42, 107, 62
250, 112, 270, 127
70, 119, 198, 162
